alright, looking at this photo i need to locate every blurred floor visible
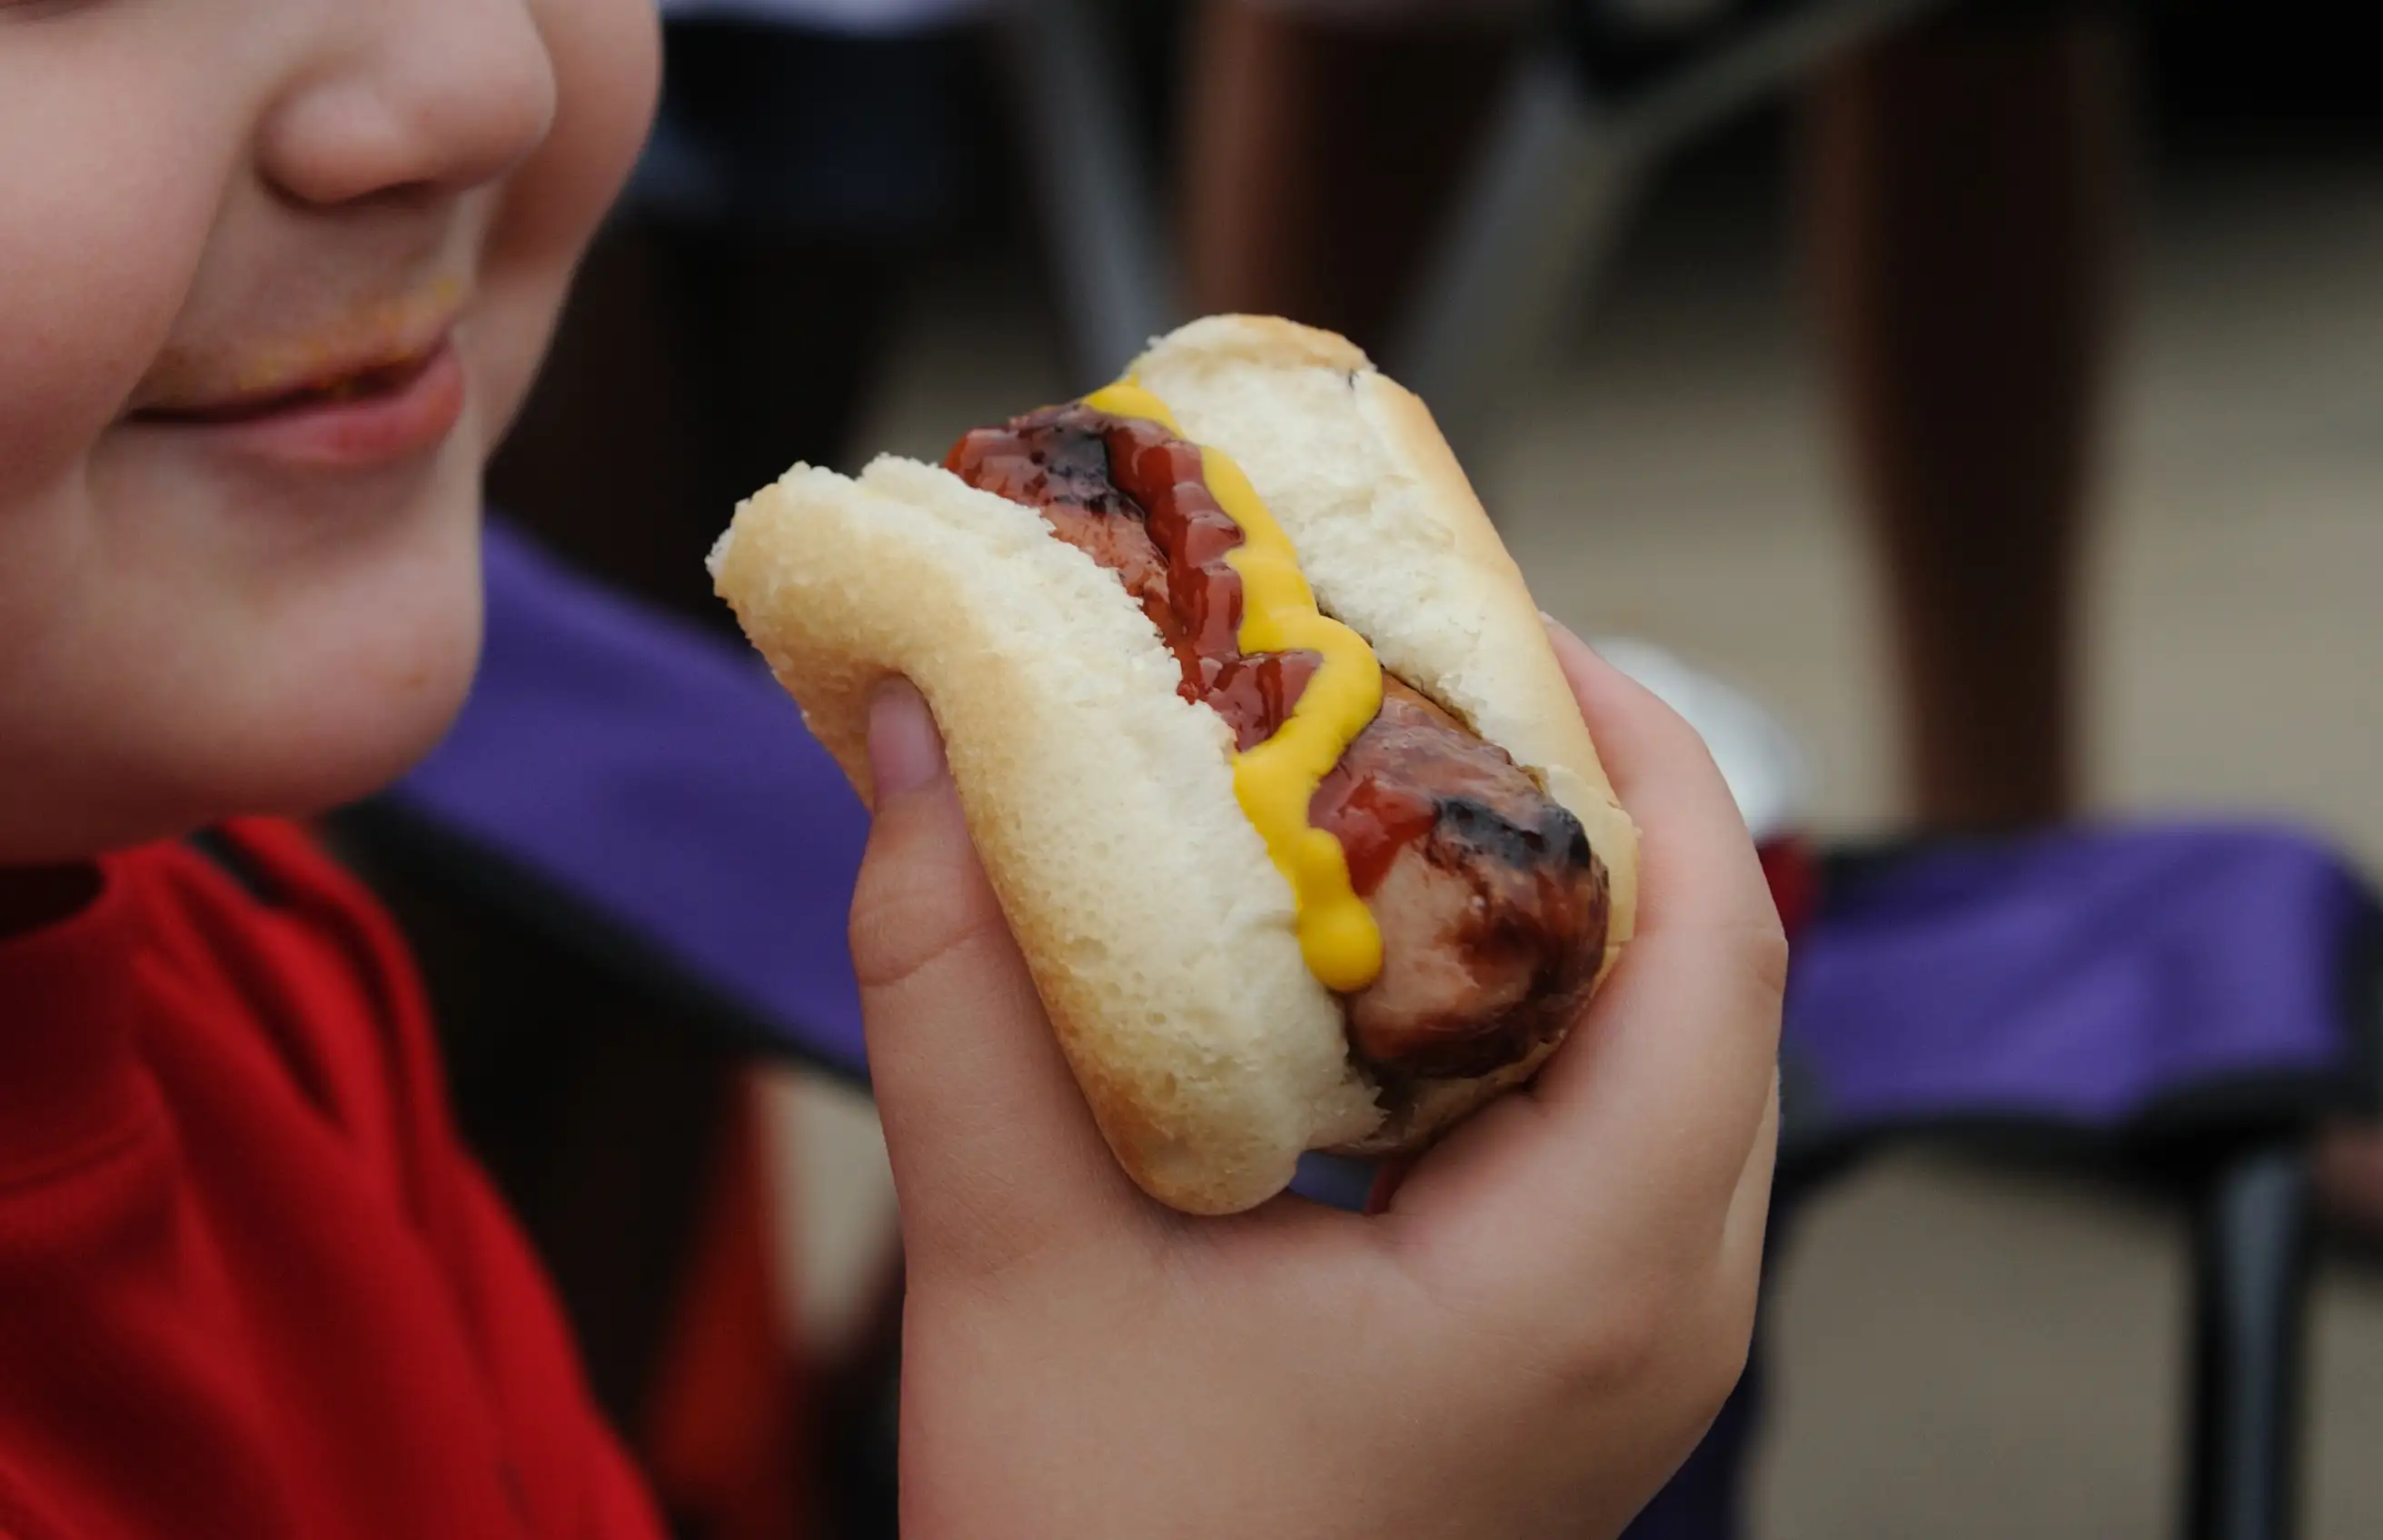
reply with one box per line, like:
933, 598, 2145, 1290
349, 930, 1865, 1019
772, 130, 2383, 1535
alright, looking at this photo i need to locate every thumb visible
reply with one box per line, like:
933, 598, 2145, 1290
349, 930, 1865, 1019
850, 681, 1147, 1285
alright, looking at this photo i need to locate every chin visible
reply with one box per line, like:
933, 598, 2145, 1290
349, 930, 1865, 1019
236, 524, 489, 826
254, 627, 484, 826
9, 588, 483, 865
94, 480, 497, 858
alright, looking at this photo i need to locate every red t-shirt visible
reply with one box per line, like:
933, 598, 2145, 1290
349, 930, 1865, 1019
0, 819, 666, 1540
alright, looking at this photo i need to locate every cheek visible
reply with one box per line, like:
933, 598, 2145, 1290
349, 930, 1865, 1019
536, 0, 663, 235
0, 66, 233, 507
473, 0, 661, 432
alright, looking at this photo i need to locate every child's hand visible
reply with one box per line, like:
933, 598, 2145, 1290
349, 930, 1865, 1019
851, 622, 1782, 1540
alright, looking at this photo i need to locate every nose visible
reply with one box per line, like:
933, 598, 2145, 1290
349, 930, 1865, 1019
258, 0, 559, 207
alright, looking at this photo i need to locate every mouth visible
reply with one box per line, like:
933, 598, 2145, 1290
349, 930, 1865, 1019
134, 342, 446, 425
127, 333, 468, 470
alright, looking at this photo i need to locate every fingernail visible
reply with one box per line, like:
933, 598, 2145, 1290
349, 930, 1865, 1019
867, 679, 947, 797
1538, 610, 1587, 649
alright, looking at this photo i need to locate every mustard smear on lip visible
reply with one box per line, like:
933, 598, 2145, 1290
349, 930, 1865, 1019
1083, 380, 1385, 993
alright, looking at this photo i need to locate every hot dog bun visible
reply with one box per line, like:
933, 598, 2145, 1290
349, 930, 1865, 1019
710, 316, 1637, 1214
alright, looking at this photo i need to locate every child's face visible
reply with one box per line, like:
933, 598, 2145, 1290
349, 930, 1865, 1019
0, 1, 660, 862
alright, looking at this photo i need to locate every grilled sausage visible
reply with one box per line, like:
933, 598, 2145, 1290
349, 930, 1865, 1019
948, 404, 1609, 1081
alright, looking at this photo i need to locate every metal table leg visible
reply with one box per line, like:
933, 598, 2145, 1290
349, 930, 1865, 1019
2186, 1145, 2311, 1540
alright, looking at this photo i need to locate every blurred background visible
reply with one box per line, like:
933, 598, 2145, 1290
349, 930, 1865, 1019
345, 1, 2383, 1536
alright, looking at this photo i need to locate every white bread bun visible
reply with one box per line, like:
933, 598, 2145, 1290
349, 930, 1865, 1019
710, 316, 1637, 1214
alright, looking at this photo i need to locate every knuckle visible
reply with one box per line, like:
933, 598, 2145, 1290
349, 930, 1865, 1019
1525, 1277, 1674, 1399
1694, 1287, 1758, 1410
1529, 1263, 1751, 1412
910, 1169, 1048, 1292
911, 1190, 1130, 1316
848, 832, 1007, 996
1740, 919, 1792, 1008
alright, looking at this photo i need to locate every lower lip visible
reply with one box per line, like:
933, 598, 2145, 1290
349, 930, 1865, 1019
147, 338, 468, 471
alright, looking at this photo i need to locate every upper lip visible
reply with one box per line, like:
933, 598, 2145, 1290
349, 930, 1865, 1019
129, 306, 461, 423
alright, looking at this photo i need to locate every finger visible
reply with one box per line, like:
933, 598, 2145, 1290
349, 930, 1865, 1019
852, 681, 1148, 1286
1390, 628, 1784, 1257
1546, 622, 1785, 945
1690, 1072, 1782, 1400
1717, 1071, 1782, 1302
1531, 625, 1784, 1181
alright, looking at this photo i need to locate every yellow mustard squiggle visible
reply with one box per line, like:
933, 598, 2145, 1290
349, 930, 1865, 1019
1083, 380, 1385, 992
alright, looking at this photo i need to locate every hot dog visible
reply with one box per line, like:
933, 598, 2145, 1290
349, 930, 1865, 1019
943, 403, 1611, 1086
710, 316, 1638, 1213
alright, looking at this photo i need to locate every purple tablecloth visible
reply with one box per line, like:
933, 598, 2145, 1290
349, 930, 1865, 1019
1782, 828, 2377, 1147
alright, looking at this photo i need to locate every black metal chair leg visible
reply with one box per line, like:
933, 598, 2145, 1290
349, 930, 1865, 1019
2186, 1145, 2311, 1540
